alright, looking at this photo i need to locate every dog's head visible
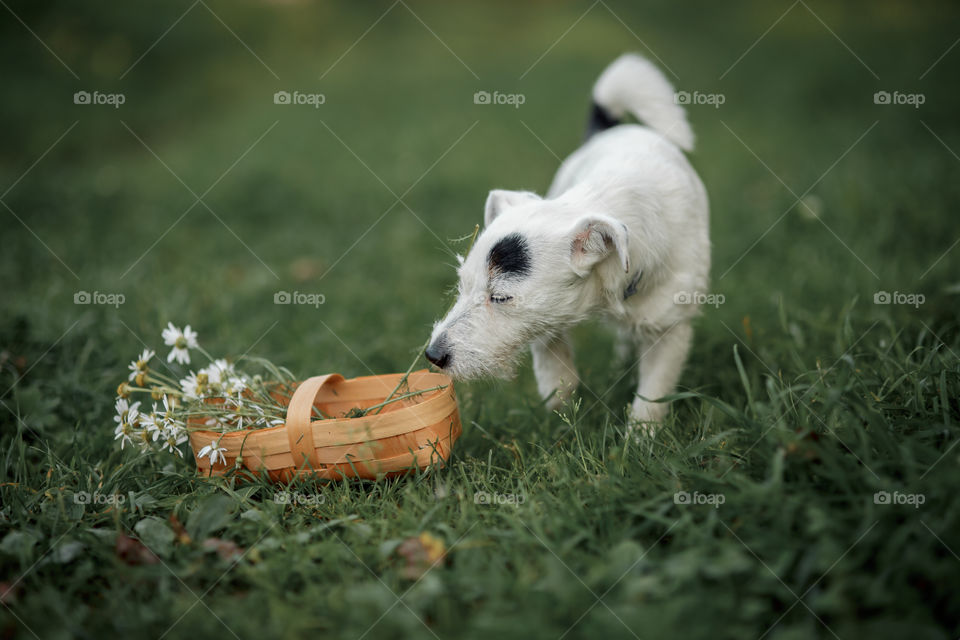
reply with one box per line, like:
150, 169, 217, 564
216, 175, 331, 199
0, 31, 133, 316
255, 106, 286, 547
426, 189, 630, 379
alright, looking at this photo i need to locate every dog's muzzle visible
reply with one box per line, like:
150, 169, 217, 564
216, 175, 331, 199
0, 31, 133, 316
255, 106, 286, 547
425, 334, 452, 369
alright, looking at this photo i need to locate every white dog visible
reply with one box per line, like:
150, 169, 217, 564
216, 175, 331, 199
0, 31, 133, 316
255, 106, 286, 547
426, 53, 710, 434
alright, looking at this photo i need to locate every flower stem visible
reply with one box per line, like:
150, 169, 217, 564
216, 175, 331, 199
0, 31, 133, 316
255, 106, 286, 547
361, 385, 446, 415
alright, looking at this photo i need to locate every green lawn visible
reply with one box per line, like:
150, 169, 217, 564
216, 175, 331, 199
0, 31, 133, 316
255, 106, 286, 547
1, 1, 959, 638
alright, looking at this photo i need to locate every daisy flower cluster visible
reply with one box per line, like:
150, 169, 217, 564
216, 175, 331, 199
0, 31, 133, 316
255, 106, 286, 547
113, 323, 295, 464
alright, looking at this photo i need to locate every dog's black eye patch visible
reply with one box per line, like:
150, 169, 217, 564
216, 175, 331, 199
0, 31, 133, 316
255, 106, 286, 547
488, 233, 530, 276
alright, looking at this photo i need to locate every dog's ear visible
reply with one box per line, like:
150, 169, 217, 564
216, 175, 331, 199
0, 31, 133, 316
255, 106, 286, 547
569, 215, 630, 277
484, 190, 541, 227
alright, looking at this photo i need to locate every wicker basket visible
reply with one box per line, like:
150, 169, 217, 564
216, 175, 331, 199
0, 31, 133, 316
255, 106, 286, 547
188, 370, 461, 482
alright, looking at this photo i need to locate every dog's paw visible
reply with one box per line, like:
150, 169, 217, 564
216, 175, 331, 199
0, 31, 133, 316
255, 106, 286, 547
626, 399, 666, 438
626, 421, 658, 440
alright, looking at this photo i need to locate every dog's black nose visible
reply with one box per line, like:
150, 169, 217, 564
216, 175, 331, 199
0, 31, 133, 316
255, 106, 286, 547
425, 342, 451, 369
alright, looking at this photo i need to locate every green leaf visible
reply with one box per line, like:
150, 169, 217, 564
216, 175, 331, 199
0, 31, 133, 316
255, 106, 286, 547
1, 530, 40, 559
134, 517, 176, 557
186, 495, 236, 540
50, 539, 84, 564
701, 545, 752, 578
733, 344, 755, 415
240, 508, 263, 523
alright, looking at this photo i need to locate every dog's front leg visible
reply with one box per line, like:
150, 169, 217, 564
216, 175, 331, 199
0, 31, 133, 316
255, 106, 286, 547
628, 321, 693, 435
531, 332, 578, 411
613, 324, 637, 364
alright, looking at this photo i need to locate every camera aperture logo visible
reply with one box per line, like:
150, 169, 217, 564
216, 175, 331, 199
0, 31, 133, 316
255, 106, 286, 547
473, 90, 525, 108
675, 90, 725, 108
474, 491, 525, 506
873, 290, 924, 308
74, 90, 125, 108
873, 491, 924, 509
873, 91, 924, 108
74, 290, 125, 308
674, 290, 725, 308
274, 290, 325, 308
273, 90, 325, 108
74, 491, 125, 505
674, 490, 725, 508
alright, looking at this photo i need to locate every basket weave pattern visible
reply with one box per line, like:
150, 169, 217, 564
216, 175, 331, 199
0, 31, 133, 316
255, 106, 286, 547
188, 370, 461, 481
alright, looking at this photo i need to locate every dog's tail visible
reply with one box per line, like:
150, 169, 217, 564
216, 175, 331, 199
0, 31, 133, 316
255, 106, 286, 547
586, 53, 694, 151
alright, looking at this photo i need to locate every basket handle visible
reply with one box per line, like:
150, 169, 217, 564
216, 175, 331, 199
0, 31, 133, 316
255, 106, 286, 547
285, 374, 345, 473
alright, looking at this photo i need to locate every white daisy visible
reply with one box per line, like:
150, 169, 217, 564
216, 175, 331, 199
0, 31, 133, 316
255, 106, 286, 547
113, 397, 142, 427
199, 363, 222, 386
145, 396, 188, 455
159, 423, 188, 457
203, 359, 234, 383
253, 403, 284, 429
179, 371, 213, 400
180, 372, 199, 399
127, 349, 155, 382
161, 437, 185, 457
141, 406, 161, 441
162, 323, 198, 365
223, 374, 248, 396
197, 442, 227, 466
113, 398, 142, 450
114, 422, 134, 449
170, 422, 188, 444
198, 359, 245, 397
222, 395, 249, 431
161, 394, 179, 419
135, 424, 153, 452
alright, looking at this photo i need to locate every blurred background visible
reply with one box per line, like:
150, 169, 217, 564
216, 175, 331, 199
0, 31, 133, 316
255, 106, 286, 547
1, 1, 957, 392
2, 2, 959, 637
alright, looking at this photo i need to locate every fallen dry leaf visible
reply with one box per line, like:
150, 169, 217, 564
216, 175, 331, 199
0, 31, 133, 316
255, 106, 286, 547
168, 514, 191, 545
0, 580, 21, 605
396, 532, 446, 579
115, 533, 159, 565
202, 538, 244, 562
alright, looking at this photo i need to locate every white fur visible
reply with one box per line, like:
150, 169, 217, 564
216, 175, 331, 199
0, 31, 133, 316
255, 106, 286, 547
427, 53, 710, 435
592, 53, 695, 151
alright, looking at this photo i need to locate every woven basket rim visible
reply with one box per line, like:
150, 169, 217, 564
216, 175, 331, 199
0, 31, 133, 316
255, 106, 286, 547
188, 370, 452, 442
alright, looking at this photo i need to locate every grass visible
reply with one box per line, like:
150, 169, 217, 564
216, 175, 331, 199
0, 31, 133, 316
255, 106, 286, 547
1, 1, 959, 638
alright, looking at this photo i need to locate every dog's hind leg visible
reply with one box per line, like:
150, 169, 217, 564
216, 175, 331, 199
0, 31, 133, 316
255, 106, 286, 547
628, 321, 693, 436
532, 332, 579, 411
